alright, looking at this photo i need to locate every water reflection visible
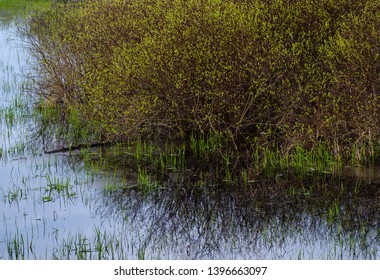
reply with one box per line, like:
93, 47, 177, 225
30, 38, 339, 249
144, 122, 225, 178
95, 175, 380, 259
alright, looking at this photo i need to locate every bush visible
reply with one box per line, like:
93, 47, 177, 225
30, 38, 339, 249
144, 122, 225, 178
22, 0, 380, 162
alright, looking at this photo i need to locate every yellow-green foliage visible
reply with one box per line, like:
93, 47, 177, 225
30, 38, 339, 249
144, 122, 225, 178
23, 0, 380, 161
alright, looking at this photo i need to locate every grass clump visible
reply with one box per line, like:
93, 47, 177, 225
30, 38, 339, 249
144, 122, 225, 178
21, 0, 380, 171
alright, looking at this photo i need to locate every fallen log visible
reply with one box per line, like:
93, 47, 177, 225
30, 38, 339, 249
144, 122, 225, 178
44, 142, 115, 154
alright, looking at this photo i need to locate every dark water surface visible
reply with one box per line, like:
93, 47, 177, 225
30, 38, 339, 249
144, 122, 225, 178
1, 17, 379, 260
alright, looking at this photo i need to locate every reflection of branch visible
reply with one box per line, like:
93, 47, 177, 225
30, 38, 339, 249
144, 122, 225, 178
44, 141, 114, 154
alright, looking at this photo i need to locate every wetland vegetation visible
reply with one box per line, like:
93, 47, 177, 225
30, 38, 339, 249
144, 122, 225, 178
0, 0, 380, 259
23, 0, 380, 166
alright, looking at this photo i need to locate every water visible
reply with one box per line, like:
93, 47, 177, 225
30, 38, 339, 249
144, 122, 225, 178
1, 16, 379, 260
0, 19, 109, 259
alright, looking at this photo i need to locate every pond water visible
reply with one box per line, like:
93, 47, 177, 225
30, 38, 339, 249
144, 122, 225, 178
0, 16, 379, 260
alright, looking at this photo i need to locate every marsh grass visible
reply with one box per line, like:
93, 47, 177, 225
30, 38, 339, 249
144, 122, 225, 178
0, 0, 52, 23
7, 233, 25, 260
72, 133, 346, 195
41, 174, 77, 203
5, 188, 23, 204
5, 229, 36, 260
137, 167, 158, 192
50, 228, 131, 260
0, 23, 37, 159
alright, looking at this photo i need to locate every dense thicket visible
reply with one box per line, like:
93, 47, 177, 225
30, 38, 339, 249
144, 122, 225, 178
23, 0, 380, 161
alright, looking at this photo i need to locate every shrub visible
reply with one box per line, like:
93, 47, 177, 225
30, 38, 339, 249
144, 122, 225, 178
22, 0, 380, 162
